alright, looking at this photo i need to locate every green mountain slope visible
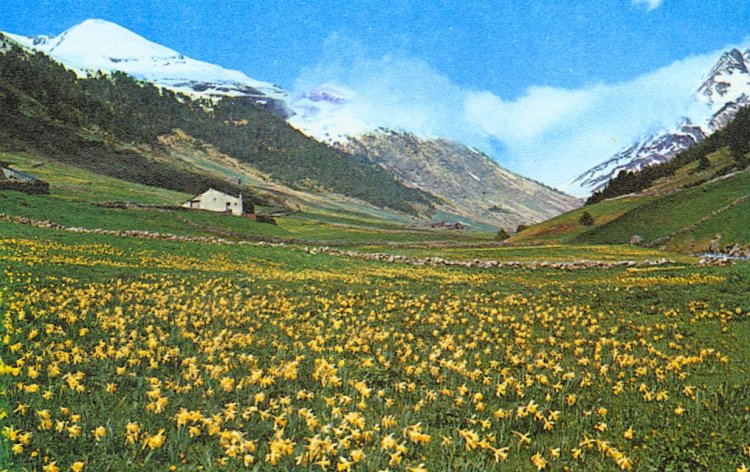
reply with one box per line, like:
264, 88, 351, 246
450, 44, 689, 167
0, 34, 436, 216
575, 169, 750, 251
511, 110, 750, 253
512, 166, 750, 253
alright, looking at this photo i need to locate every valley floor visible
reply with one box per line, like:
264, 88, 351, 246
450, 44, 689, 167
1, 212, 748, 471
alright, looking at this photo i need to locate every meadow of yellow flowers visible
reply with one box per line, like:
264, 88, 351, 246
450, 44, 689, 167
1, 233, 749, 471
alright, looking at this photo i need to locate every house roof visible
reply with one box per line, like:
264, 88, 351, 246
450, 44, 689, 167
0, 163, 44, 183
183, 188, 242, 204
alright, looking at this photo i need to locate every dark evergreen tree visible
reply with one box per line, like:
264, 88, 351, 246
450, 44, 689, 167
495, 229, 510, 241
696, 154, 711, 172
579, 211, 594, 226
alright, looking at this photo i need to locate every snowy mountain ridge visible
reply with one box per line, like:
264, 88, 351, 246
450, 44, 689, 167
6, 19, 289, 112
4, 19, 381, 136
567, 47, 750, 197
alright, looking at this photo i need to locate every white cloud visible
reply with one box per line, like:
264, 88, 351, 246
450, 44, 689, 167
470, 52, 719, 185
632, 0, 664, 11
464, 86, 598, 143
293, 34, 738, 190
292, 38, 473, 142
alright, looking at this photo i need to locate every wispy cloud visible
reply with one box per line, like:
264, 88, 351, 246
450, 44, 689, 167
632, 0, 664, 11
293, 34, 733, 189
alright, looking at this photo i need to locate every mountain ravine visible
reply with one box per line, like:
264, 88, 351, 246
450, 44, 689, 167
342, 130, 581, 229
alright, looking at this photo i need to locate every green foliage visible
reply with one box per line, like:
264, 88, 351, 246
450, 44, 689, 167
696, 154, 711, 172
579, 211, 594, 226
495, 228, 510, 241
726, 108, 750, 162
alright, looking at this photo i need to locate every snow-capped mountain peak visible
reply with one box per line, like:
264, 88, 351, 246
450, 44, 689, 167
24, 19, 181, 66
697, 48, 750, 106
569, 45, 750, 197
5, 19, 288, 111
563, 120, 705, 197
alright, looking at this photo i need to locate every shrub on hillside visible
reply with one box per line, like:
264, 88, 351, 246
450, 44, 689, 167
495, 229, 510, 241
579, 211, 594, 226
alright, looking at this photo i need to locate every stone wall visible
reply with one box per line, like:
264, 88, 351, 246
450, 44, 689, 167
0, 181, 50, 194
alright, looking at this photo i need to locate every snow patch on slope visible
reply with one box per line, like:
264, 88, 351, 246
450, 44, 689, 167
567, 48, 750, 197
6, 19, 287, 104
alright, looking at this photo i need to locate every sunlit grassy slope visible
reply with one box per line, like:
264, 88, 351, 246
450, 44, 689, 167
576, 169, 750, 250
0, 151, 190, 205
0, 152, 496, 246
511, 148, 750, 252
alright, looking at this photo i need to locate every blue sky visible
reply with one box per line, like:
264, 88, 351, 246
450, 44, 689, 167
4, 0, 749, 96
3, 1, 750, 188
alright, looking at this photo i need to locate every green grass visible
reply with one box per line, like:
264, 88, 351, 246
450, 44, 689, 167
0, 189, 497, 247
0, 219, 748, 471
672, 198, 750, 250
508, 196, 653, 245
576, 169, 750, 248
0, 151, 495, 246
0, 151, 190, 204
511, 165, 750, 253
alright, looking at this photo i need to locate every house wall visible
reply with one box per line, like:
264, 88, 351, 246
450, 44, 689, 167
0, 166, 49, 194
182, 189, 243, 216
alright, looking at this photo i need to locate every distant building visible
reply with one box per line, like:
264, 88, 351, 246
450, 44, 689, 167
182, 188, 244, 216
429, 221, 466, 230
0, 162, 49, 194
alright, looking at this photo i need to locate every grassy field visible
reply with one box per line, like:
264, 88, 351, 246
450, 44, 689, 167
0, 152, 190, 205
1, 149, 749, 471
1, 217, 749, 471
0, 151, 495, 247
511, 166, 750, 253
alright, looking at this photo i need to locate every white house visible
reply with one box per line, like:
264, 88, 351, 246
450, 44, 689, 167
182, 188, 244, 216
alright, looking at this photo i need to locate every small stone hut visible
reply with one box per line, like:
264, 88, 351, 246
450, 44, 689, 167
0, 162, 49, 194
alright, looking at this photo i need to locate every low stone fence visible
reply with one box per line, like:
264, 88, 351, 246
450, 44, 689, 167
0, 181, 49, 194
303, 246, 675, 271
1, 213, 680, 271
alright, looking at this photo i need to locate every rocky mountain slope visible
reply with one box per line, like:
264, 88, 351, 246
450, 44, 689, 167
568, 122, 706, 195
567, 47, 750, 197
343, 130, 580, 228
